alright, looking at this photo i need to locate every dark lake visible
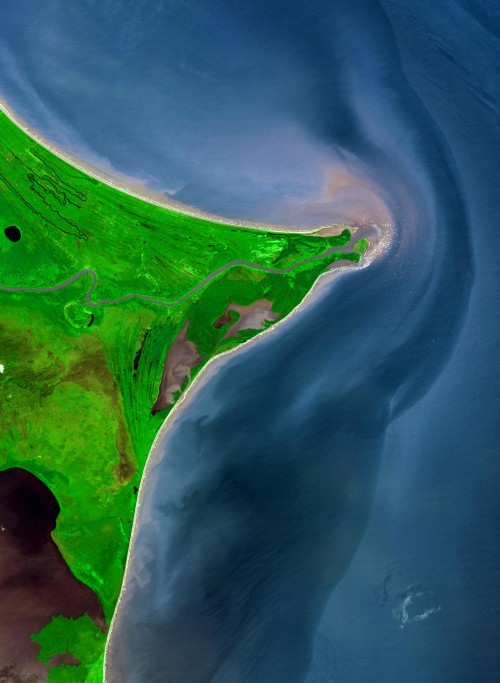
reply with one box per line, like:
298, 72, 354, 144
1, 0, 499, 681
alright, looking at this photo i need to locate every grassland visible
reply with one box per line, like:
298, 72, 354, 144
0, 108, 363, 681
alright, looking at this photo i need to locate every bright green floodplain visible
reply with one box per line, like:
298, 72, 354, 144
0, 109, 363, 681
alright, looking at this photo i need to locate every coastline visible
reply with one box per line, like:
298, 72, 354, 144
1, 97, 344, 237
103, 216, 391, 680
0, 94, 392, 680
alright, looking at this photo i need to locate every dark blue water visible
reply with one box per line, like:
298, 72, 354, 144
1, 1, 499, 682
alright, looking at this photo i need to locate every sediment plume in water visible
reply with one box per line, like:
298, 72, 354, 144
103, 1, 471, 682
3, 0, 496, 681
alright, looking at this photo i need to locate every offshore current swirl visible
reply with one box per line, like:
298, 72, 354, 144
2, 0, 497, 681
102, 2, 472, 682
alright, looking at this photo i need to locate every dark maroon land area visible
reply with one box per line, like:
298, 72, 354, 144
0, 468, 106, 681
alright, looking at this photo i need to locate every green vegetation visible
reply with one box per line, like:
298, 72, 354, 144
353, 237, 370, 253
0, 108, 365, 680
31, 615, 106, 682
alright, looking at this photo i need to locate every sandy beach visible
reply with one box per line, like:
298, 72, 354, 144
4, 0, 497, 679
0, 94, 393, 681
0, 95, 391, 456
103, 213, 392, 679
0, 97, 355, 237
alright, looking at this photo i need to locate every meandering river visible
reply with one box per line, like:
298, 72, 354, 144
1, 0, 498, 681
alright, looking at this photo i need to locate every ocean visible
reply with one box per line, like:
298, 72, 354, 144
1, 0, 499, 681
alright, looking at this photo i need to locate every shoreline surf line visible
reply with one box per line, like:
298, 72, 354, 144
0, 95, 394, 682
102, 216, 393, 681
1, 96, 353, 237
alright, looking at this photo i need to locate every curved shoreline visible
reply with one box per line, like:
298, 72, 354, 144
102, 217, 392, 680
1, 97, 344, 237
0, 94, 393, 681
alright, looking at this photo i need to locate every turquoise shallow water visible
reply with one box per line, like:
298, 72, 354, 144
1, 0, 499, 681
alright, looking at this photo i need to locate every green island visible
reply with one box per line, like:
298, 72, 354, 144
0, 107, 364, 681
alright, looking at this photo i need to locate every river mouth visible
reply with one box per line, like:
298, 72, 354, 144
102, 0, 472, 680
0, 0, 483, 681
